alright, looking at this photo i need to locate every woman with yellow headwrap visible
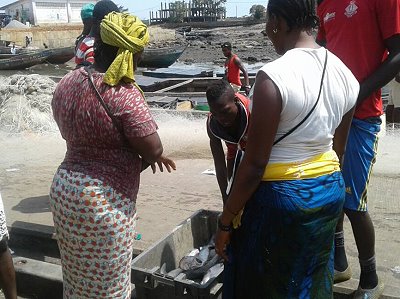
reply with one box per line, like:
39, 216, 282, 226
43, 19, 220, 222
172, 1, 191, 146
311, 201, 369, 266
50, 6, 175, 298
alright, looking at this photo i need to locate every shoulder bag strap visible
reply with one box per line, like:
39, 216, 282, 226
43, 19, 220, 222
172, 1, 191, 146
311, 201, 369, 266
85, 66, 127, 140
273, 49, 328, 145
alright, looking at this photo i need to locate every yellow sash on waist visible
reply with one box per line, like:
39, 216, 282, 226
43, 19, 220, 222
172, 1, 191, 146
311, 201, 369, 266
262, 150, 340, 181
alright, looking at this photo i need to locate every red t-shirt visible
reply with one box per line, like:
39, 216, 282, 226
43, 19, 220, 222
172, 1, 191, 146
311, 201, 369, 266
225, 54, 242, 86
317, 0, 400, 119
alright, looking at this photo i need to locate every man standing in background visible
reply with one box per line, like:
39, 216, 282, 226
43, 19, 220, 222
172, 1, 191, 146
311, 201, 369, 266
221, 42, 251, 95
317, 0, 400, 297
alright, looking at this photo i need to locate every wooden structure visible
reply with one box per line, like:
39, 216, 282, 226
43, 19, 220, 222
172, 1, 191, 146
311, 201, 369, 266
150, 1, 226, 24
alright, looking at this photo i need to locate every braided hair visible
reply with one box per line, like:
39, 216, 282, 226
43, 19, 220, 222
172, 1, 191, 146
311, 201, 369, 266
267, 0, 319, 31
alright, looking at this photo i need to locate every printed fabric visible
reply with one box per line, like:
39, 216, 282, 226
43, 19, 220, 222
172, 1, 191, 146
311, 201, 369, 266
52, 68, 157, 200
50, 169, 137, 299
0, 192, 8, 240
223, 172, 345, 299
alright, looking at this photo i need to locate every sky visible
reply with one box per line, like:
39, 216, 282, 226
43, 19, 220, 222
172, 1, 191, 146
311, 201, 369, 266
0, 0, 265, 20
129, 1, 265, 20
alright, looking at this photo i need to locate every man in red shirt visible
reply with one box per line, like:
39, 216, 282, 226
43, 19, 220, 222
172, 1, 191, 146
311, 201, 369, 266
317, 0, 400, 297
221, 42, 251, 95
206, 80, 250, 204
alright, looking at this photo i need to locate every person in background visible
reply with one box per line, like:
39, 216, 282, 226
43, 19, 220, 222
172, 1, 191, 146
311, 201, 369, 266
221, 42, 251, 95
386, 72, 400, 125
0, 192, 17, 299
317, 1, 400, 296
206, 80, 250, 204
25, 36, 30, 48
215, 0, 359, 297
10, 43, 16, 55
51, 10, 175, 298
75, 3, 95, 53
75, 0, 119, 67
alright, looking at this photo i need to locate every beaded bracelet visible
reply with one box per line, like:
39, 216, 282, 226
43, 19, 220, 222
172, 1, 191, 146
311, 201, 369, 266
218, 216, 232, 232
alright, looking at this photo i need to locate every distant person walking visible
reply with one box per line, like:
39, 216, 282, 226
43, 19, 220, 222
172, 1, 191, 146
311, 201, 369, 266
10, 43, 16, 55
0, 192, 17, 299
25, 36, 30, 48
221, 42, 251, 95
386, 72, 400, 125
317, 0, 400, 297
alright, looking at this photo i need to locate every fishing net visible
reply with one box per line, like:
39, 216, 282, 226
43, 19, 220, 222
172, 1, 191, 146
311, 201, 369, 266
0, 74, 57, 133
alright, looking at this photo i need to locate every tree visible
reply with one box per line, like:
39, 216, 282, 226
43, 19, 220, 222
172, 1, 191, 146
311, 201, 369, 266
249, 4, 266, 20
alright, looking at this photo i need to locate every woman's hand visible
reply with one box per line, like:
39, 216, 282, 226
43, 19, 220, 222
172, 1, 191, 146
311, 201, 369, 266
151, 155, 176, 173
215, 228, 231, 261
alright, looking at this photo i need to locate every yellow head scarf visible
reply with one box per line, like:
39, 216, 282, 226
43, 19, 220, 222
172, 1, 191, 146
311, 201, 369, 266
100, 12, 149, 86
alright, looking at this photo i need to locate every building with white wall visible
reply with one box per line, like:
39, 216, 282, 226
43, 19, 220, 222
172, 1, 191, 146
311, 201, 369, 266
0, 0, 98, 26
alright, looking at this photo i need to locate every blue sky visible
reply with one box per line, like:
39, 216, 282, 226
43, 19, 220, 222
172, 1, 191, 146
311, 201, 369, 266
0, 1, 265, 20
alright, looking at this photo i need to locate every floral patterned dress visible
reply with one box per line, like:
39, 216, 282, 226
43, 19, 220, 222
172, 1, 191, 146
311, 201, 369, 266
50, 68, 157, 299
0, 192, 9, 241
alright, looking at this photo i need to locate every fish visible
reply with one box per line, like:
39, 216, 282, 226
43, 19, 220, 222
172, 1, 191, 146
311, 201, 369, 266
166, 268, 183, 278
178, 239, 221, 281
160, 263, 167, 275
179, 246, 210, 271
188, 248, 199, 256
179, 256, 203, 271
197, 246, 210, 263
200, 263, 224, 285
184, 253, 221, 280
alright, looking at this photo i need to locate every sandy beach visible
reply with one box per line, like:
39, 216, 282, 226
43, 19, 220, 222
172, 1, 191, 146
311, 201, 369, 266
0, 118, 399, 291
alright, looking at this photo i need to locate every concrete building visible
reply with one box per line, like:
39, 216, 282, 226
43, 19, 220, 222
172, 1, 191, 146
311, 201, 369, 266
0, 0, 98, 26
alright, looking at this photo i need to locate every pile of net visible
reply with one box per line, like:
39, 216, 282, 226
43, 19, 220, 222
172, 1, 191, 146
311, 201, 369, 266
0, 74, 57, 133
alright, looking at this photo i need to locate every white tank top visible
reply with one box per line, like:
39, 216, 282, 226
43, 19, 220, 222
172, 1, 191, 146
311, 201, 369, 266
256, 47, 359, 163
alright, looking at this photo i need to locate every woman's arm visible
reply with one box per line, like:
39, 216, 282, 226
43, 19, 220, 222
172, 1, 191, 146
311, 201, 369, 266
128, 133, 163, 165
220, 71, 282, 225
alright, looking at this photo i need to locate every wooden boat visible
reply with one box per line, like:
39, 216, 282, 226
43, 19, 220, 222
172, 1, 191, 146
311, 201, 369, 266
139, 46, 186, 68
0, 46, 75, 68
0, 53, 17, 59
0, 45, 27, 55
43, 46, 75, 64
0, 50, 48, 70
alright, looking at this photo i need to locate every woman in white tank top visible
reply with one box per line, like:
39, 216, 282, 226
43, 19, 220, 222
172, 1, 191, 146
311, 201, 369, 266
215, 0, 359, 298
